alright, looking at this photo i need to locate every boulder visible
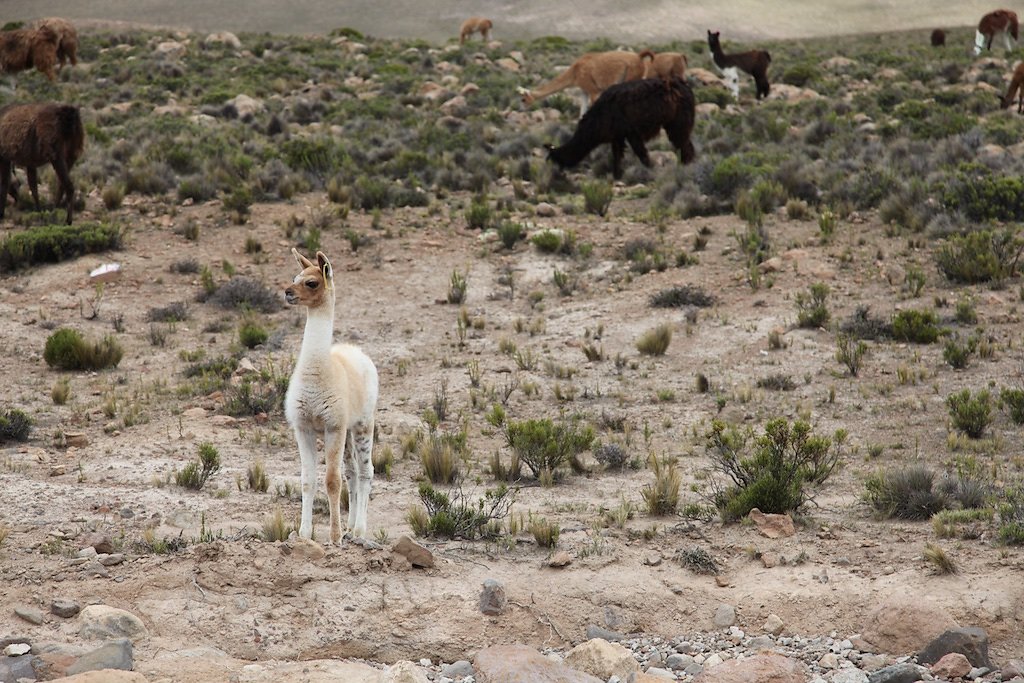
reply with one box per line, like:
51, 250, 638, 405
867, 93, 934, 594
473, 644, 602, 683
78, 605, 149, 642
917, 627, 991, 668
860, 599, 957, 655
563, 638, 640, 679
748, 509, 796, 538
930, 652, 971, 680
693, 652, 807, 683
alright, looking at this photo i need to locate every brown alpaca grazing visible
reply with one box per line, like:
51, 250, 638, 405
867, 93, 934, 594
642, 51, 687, 80
519, 50, 648, 117
546, 76, 696, 180
931, 29, 946, 47
0, 103, 85, 225
707, 30, 771, 100
33, 18, 79, 68
0, 24, 60, 82
975, 9, 1018, 54
459, 17, 492, 44
999, 62, 1024, 112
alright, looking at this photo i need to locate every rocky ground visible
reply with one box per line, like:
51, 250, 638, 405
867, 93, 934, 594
1, 181, 1023, 681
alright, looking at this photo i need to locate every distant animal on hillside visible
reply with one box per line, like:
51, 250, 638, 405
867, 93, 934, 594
999, 62, 1024, 112
707, 30, 771, 100
0, 103, 85, 225
33, 17, 78, 69
931, 28, 946, 47
642, 51, 688, 80
546, 76, 696, 180
975, 9, 1018, 54
0, 24, 60, 82
518, 50, 648, 117
459, 17, 493, 44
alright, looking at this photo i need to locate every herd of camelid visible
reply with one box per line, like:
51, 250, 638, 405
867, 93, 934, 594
1, 11, 1024, 543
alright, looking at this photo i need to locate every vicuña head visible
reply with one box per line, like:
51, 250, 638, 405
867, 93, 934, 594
285, 248, 333, 309
284, 248, 379, 544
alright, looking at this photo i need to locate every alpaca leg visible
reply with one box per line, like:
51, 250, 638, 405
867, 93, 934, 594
606, 138, 622, 179
0, 161, 10, 220
323, 427, 346, 544
1005, 32, 1015, 51
626, 135, 651, 168
51, 157, 74, 225
348, 420, 375, 538
974, 31, 986, 55
665, 122, 695, 164
723, 67, 740, 100
26, 167, 40, 211
295, 427, 319, 540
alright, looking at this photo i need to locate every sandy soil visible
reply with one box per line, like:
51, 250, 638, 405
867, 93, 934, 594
1, 176, 1023, 680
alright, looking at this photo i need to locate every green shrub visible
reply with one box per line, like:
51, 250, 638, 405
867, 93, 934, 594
650, 285, 715, 308
0, 408, 32, 442
942, 334, 977, 370
998, 486, 1024, 545
0, 222, 122, 273
447, 269, 467, 304
942, 171, 1024, 223
636, 323, 673, 356
706, 418, 844, 522
529, 516, 560, 547
210, 276, 281, 313
503, 418, 594, 480
147, 302, 189, 323
1000, 388, 1024, 425
891, 309, 941, 343
781, 62, 819, 87
936, 229, 1024, 284
865, 465, 949, 520
176, 442, 221, 490
43, 328, 123, 371
415, 482, 514, 540
795, 283, 831, 329
239, 320, 269, 348
581, 179, 613, 216
497, 220, 525, 249
947, 389, 992, 439
642, 455, 681, 515
465, 195, 492, 230
835, 334, 867, 376
531, 229, 563, 253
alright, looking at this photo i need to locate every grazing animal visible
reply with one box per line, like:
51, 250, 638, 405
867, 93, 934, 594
518, 50, 648, 117
975, 9, 1018, 54
33, 18, 78, 68
931, 28, 947, 47
546, 76, 696, 180
0, 103, 84, 225
642, 51, 688, 80
999, 62, 1024, 112
0, 24, 60, 82
459, 17, 493, 44
707, 30, 771, 100
284, 249, 379, 543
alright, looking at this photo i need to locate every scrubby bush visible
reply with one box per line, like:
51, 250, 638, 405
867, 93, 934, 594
946, 389, 992, 439
642, 455, 681, 515
239, 319, 269, 348
0, 408, 32, 442
147, 302, 190, 323
795, 283, 831, 329
1001, 388, 1024, 425
413, 482, 514, 540
636, 324, 672, 356
593, 443, 628, 470
942, 334, 977, 370
891, 308, 941, 343
865, 465, 948, 520
43, 328, 123, 371
503, 418, 594, 480
650, 285, 715, 308
209, 276, 281, 313
175, 442, 221, 490
936, 229, 1024, 284
581, 179, 613, 216
706, 418, 845, 522
0, 222, 122, 273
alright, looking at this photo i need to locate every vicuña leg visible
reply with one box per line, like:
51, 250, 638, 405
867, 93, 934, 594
324, 427, 347, 544
295, 427, 319, 540
346, 420, 375, 538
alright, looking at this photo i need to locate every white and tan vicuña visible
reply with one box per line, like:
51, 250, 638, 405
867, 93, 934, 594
284, 249, 379, 542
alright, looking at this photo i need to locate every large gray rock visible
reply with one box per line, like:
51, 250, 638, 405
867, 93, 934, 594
78, 605, 149, 642
473, 644, 602, 683
65, 638, 133, 676
917, 626, 991, 668
860, 600, 957, 655
867, 662, 926, 683
0, 654, 40, 682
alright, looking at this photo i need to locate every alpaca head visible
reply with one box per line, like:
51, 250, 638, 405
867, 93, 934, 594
708, 31, 721, 50
285, 248, 333, 308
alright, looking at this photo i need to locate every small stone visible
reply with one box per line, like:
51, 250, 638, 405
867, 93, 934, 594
748, 636, 774, 650
280, 538, 326, 561
52, 599, 82, 618
586, 624, 625, 642
712, 604, 736, 628
535, 202, 557, 217
98, 553, 125, 566
14, 606, 43, 625
763, 614, 785, 635
66, 638, 134, 675
930, 652, 971, 680
748, 508, 796, 538
440, 661, 474, 678
666, 653, 695, 670
77, 546, 98, 559
4, 643, 31, 656
80, 533, 115, 554
548, 551, 572, 567
867, 662, 925, 683
819, 652, 840, 669
643, 553, 662, 567
479, 578, 506, 616
79, 605, 149, 641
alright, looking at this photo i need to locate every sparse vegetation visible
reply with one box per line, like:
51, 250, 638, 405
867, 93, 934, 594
43, 328, 123, 371
865, 465, 948, 520
0, 408, 32, 443
946, 389, 992, 439
175, 442, 222, 490
636, 323, 673, 356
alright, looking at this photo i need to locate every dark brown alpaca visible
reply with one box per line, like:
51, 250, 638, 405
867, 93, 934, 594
975, 9, 1019, 54
707, 30, 771, 100
546, 76, 696, 180
931, 29, 946, 47
33, 18, 79, 69
999, 62, 1024, 113
0, 103, 85, 225
0, 24, 60, 81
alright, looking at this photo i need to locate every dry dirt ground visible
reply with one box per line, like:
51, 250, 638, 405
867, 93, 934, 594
1, 174, 1023, 679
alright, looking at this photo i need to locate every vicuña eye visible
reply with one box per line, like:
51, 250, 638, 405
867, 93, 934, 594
305, 280, 318, 289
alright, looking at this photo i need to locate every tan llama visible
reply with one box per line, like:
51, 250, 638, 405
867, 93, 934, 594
284, 249, 379, 542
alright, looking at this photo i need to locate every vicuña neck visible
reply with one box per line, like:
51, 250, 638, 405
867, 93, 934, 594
298, 300, 335, 367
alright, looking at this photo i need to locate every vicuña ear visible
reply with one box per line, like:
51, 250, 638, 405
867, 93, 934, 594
292, 248, 314, 269
316, 251, 333, 281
